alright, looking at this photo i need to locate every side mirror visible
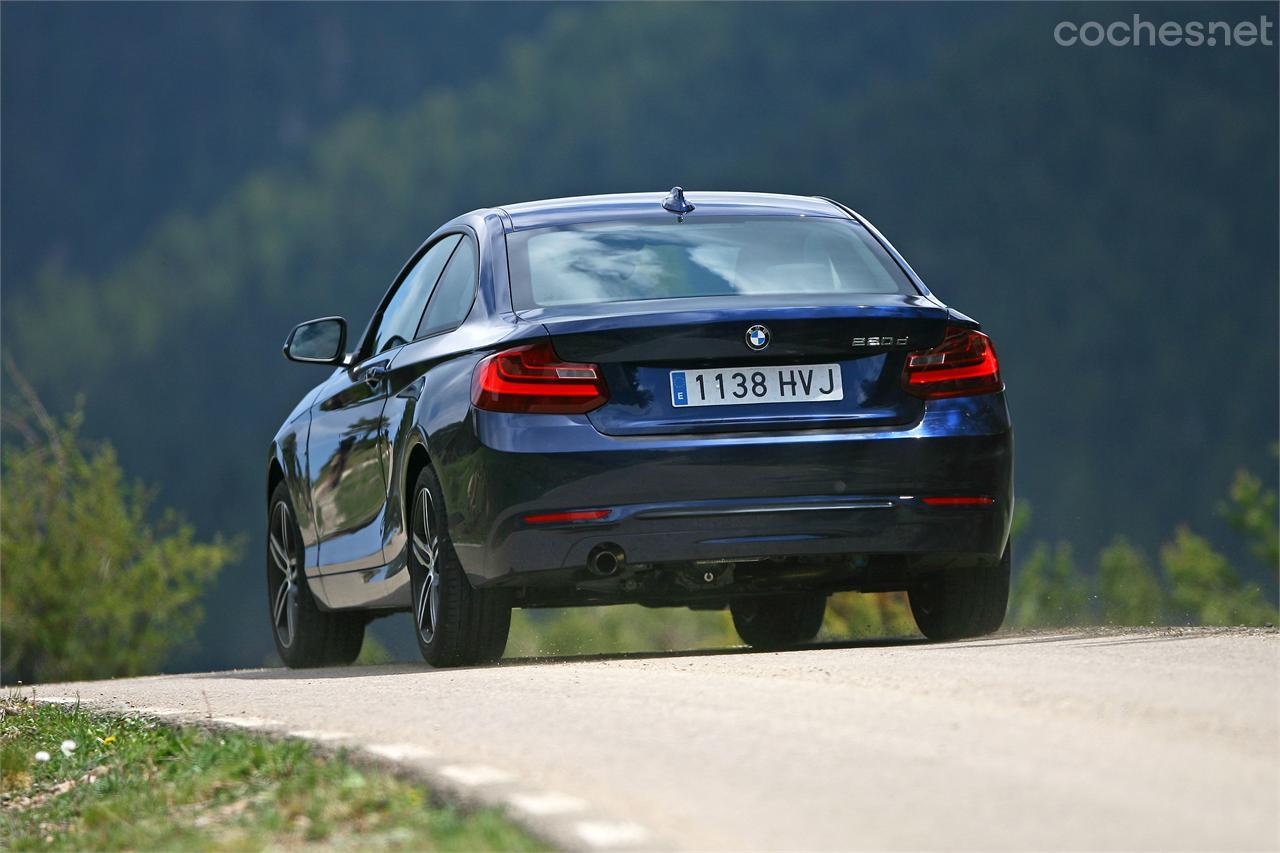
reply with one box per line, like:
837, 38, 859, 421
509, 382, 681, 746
283, 317, 347, 365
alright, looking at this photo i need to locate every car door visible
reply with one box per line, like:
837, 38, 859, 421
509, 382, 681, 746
307, 233, 462, 577
380, 232, 481, 569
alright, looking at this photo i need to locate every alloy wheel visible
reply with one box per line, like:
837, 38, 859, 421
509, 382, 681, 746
268, 501, 299, 648
412, 487, 441, 644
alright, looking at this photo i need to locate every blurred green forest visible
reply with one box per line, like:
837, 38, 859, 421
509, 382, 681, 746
1, 3, 1276, 671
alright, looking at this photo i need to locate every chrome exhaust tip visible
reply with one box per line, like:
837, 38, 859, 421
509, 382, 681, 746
587, 543, 625, 577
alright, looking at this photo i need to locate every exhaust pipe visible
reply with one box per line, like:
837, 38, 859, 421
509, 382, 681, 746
587, 543, 625, 577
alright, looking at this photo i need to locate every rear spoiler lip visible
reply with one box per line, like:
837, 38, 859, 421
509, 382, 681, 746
515, 292, 947, 326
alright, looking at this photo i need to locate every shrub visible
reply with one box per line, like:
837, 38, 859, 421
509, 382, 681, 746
1097, 536, 1165, 626
1, 365, 237, 683
1010, 541, 1091, 628
1161, 526, 1275, 627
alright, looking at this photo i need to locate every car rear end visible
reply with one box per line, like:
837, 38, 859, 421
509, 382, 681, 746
453, 195, 1011, 607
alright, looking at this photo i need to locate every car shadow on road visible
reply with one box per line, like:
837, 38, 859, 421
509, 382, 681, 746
502, 634, 933, 668
192, 628, 1242, 681
194, 635, 933, 681
189, 635, 957, 681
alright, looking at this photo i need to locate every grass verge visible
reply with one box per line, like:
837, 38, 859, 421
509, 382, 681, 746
0, 697, 542, 851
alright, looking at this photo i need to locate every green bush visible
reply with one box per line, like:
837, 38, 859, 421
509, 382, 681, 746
1097, 536, 1165, 626
1, 371, 238, 683
507, 605, 738, 657
824, 591, 916, 639
1010, 542, 1091, 628
1161, 526, 1275, 627
1221, 460, 1279, 569
1009, 464, 1276, 631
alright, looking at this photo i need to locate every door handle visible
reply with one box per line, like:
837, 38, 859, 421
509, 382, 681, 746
360, 363, 389, 386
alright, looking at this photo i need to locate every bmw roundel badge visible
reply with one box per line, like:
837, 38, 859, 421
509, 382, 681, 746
745, 324, 771, 351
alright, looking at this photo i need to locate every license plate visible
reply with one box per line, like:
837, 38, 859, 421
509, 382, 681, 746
670, 364, 843, 408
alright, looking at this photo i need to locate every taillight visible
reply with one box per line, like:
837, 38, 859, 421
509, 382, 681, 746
472, 341, 609, 414
902, 326, 1003, 399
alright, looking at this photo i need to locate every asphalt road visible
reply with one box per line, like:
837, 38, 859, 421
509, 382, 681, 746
33, 629, 1279, 851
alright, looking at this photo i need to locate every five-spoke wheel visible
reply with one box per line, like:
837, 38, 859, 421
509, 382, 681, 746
408, 465, 511, 667
266, 482, 365, 667
267, 501, 299, 649
411, 486, 441, 645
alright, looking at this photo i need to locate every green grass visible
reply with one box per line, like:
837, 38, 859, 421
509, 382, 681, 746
0, 698, 542, 851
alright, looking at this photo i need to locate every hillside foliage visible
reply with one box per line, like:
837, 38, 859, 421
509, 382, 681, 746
1, 4, 1275, 669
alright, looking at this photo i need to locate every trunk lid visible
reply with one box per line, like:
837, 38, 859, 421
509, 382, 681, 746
525, 294, 950, 436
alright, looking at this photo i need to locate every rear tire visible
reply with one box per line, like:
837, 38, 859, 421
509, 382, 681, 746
909, 545, 1011, 641
409, 465, 511, 667
731, 594, 827, 649
267, 482, 365, 668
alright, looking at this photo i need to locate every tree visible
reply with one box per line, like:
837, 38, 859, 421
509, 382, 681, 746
1220, 460, 1279, 570
1, 361, 238, 683
1010, 542, 1091, 628
1161, 527, 1275, 627
1097, 537, 1165, 626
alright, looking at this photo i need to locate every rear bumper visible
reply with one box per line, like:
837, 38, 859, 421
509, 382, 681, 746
447, 393, 1012, 586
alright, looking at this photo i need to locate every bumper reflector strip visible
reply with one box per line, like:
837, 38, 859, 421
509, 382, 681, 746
523, 509, 612, 525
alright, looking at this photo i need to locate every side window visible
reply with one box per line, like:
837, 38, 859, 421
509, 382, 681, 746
417, 236, 478, 338
370, 234, 462, 355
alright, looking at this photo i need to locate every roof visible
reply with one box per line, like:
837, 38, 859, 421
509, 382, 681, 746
497, 191, 849, 231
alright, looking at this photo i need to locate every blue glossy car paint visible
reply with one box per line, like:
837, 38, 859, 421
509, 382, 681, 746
268, 191, 1012, 614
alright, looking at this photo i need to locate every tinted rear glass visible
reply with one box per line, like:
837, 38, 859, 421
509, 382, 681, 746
507, 216, 916, 309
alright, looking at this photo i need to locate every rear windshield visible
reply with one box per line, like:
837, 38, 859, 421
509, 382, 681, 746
506, 216, 917, 309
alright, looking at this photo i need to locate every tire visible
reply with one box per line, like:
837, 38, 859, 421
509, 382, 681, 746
731, 593, 827, 649
267, 482, 365, 667
909, 545, 1011, 641
408, 465, 511, 667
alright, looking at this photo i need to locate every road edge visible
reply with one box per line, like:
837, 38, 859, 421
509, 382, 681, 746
27, 695, 666, 853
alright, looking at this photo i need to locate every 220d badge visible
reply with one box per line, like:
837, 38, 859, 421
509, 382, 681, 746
266, 188, 1013, 668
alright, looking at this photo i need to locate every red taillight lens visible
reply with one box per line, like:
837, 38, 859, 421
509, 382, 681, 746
902, 326, 1003, 399
472, 341, 609, 414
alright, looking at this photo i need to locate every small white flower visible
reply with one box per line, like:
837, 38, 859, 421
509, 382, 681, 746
34, 751, 50, 762
60, 740, 76, 756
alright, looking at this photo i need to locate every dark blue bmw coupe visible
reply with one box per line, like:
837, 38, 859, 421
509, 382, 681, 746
267, 189, 1012, 667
